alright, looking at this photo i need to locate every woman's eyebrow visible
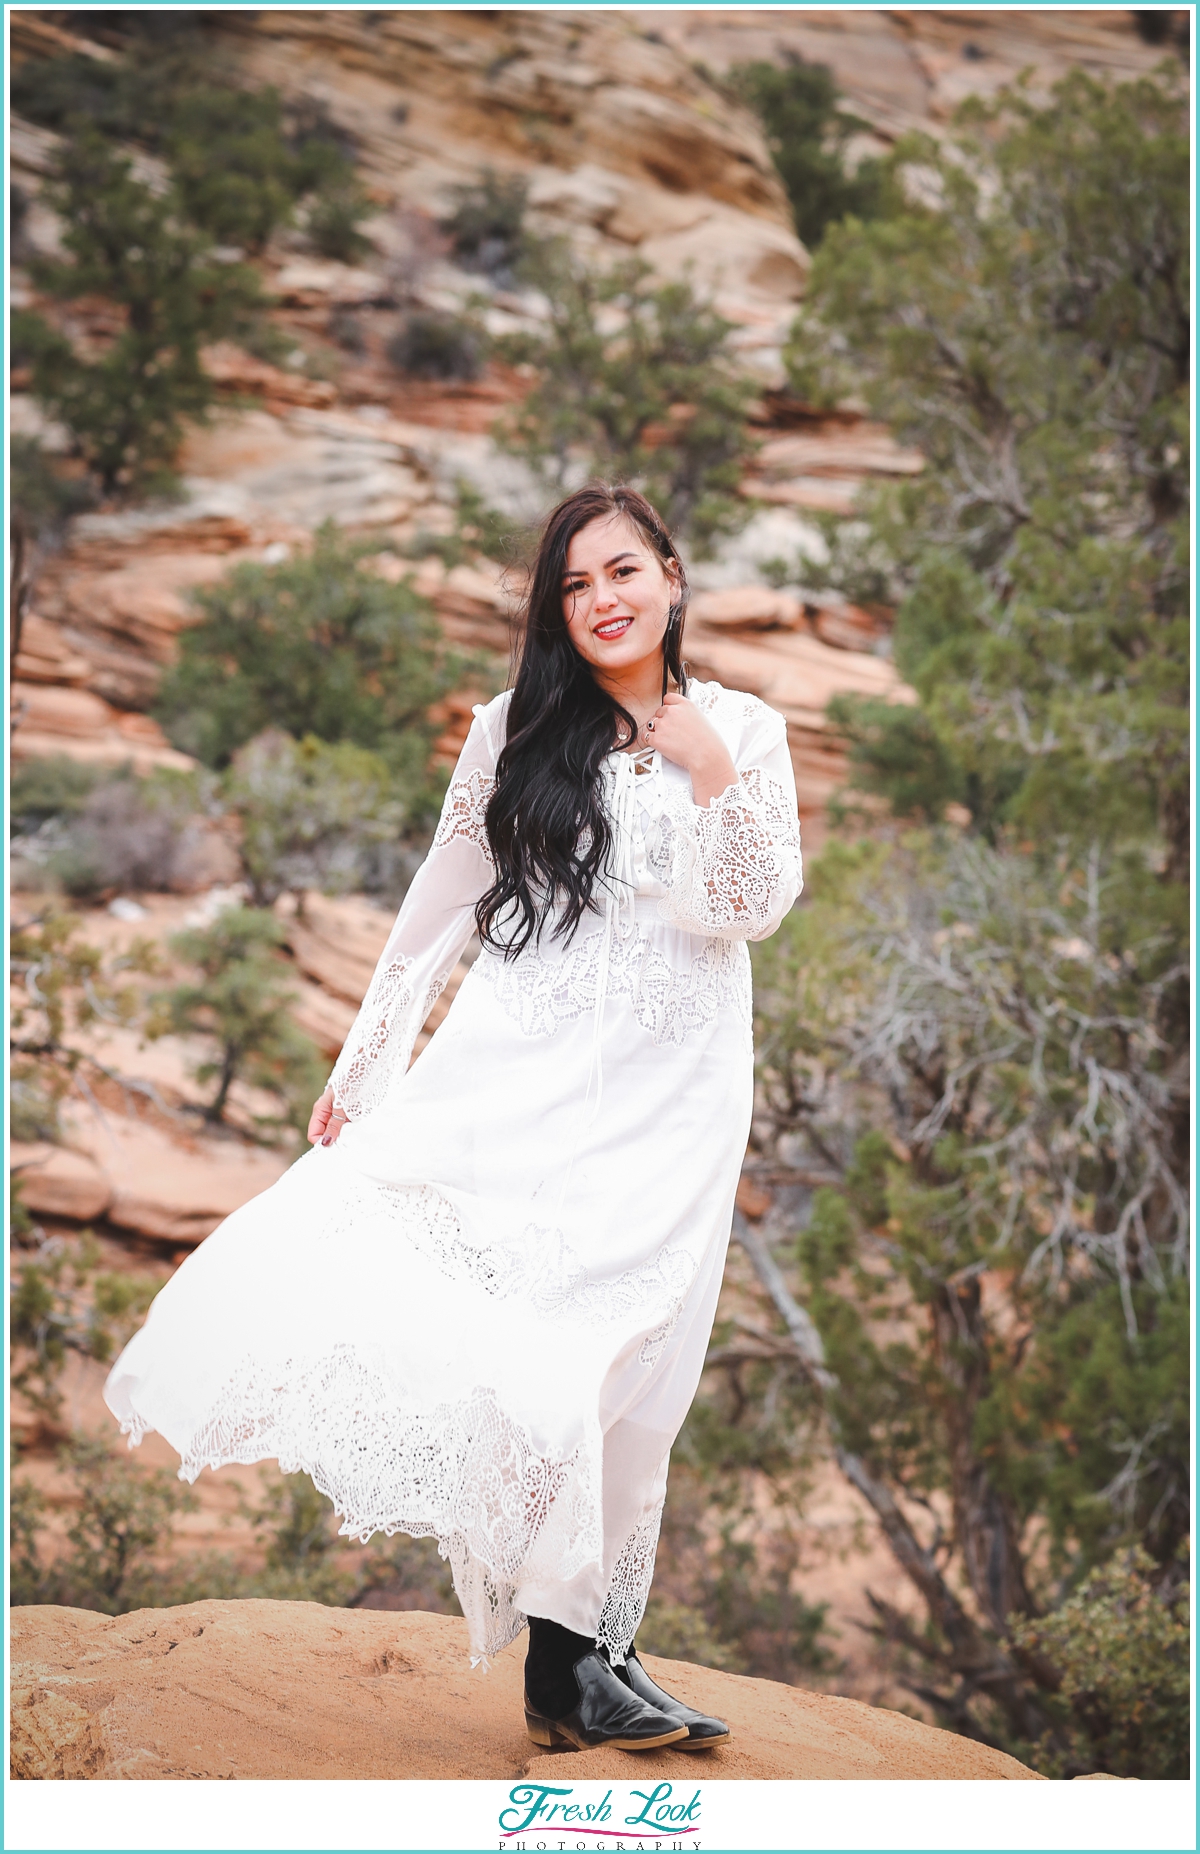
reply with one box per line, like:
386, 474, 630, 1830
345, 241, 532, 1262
562, 551, 638, 582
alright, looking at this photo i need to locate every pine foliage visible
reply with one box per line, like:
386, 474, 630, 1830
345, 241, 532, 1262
498, 246, 755, 548
733, 68, 1189, 1771
156, 526, 455, 807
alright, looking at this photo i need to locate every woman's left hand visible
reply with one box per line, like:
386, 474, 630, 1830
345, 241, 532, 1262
644, 692, 739, 806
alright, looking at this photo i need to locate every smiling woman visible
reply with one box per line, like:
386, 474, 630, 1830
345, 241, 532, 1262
104, 482, 803, 1757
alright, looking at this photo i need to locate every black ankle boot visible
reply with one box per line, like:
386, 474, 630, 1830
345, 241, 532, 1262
613, 1644, 730, 1749
523, 1618, 688, 1753
524, 1618, 596, 1722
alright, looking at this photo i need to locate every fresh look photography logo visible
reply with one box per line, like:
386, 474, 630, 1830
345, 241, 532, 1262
498, 1780, 703, 1849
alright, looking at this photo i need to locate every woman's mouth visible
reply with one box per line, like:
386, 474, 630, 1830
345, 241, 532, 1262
594, 617, 634, 640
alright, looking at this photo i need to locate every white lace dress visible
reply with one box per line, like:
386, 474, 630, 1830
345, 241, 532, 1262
104, 679, 802, 1662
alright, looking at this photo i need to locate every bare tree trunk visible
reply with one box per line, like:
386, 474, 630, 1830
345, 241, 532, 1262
933, 1269, 1035, 1632
208, 1045, 240, 1122
10, 509, 32, 690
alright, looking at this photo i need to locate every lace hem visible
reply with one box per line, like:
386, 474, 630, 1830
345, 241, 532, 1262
658, 765, 802, 940
121, 1348, 604, 1663
476, 919, 752, 1047
596, 1497, 666, 1662
314, 1166, 698, 1332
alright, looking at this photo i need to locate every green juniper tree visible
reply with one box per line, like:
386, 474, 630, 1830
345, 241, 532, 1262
787, 68, 1189, 871
148, 906, 326, 1135
13, 29, 374, 494
498, 244, 756, 549
725, 68, 1189, 1773
156, 525, 456, 813
165, 85, 305, 254
13, 130, 263, 495
731, 57, 892, 250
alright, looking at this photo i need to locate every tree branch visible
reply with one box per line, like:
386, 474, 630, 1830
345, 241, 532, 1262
729, 1209, 1050, 1738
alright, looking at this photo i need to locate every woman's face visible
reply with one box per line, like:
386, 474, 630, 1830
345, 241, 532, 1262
561, 513, 678, 682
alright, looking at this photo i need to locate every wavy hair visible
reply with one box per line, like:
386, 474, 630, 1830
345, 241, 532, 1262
476, 483, 688, 958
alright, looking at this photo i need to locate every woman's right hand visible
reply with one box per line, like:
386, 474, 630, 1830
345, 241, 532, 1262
308, 1087, 348, 1146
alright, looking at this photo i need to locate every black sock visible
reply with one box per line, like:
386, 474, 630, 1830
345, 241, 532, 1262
524, 1616, 597, 1719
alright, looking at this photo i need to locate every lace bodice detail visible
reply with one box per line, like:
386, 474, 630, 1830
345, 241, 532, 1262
328, 681, 802, 1120
477, 916, 753, 1048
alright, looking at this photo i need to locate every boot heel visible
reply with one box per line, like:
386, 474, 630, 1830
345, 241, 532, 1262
525, 1712, 556, 1747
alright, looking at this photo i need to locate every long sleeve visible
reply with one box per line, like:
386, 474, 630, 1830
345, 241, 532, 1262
327, 697, 505, 1121
657, 702, 803, 942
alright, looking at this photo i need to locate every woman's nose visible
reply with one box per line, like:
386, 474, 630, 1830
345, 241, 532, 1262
593, 578, 618, 611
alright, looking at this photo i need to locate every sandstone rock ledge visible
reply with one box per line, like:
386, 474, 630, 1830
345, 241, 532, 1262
11, 1601, 1041, 1781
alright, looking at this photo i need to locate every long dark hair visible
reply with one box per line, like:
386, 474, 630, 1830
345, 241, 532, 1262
476, 483, 689, 958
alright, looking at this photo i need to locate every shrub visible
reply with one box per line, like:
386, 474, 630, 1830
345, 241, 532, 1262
9, 1067, 65, 1145
387, 313, 483, 382
787, 69, 1188, 865
656, 1391, 837, 1687
637, 1599, 745, 1674
10, 1435, 197, 1614
406, 478, 526, 572
441, 168, 530, 279
13, 36, 373, 493
9, 912, 156, 1234
9, 438, 97, 545
10, 909, 149, 1066
1009, 1548, 1190, 1778
14, 39, 372, 264
13, 766, 221, 900
226, 730, 409, 910
306, 174, 375, 264
11, 1446, 461, 1617
732, 59, 892, 250
10, 16, 218, 145
12, 48, 155, 142
165, 85, 374, 261
10, 1232, 158, 1423
147, 906, 326, 1134
328, 309, 367, 354
9, 755, 102, 836
155, 525, 455, 808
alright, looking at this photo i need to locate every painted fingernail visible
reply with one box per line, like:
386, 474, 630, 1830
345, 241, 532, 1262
321, 1135, 332, 1146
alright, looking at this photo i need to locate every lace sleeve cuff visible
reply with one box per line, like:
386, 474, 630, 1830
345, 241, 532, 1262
328, 955, 417, 1121
658, 766, 803, 941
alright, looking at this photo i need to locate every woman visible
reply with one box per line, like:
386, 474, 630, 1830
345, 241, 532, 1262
105, 483, 802, 1753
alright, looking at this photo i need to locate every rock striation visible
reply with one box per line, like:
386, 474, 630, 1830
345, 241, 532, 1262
634, 9, 1175, 145
10, 1600, 1043, 1781
16, 12, 1161, 824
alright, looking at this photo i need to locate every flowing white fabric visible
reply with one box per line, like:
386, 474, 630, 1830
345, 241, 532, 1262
104, 679, 802, 1661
